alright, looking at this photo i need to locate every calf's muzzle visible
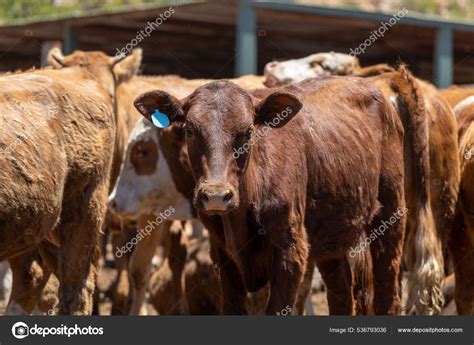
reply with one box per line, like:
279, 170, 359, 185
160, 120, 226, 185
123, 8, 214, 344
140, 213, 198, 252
197, 185, 235, 214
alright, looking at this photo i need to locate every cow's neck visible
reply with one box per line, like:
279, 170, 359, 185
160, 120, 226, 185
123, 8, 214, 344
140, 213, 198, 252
222, 214, 238, 260
241, 144, 267, 210
220, 209, 250, 273
219, 145, 269, 266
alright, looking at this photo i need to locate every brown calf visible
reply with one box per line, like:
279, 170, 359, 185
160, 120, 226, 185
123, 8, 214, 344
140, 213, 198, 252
135, 77, 406, 314
368, 69, 459, 314
266, 55, 458, 314
108, 73, 265, 314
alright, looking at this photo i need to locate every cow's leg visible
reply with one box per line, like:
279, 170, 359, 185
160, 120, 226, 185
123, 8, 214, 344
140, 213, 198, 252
129, 216, 165, 315
6, 250, 51, 315
211, 246, 247, 315
109, 226, 135, 315
266, 224, 307, 315
57, 181, 108, 315
166, 221, 187, 314
449, 206, 474, 315
316, 256, 354, 314
146, 221, 187, 315
369, 184, 405, 315
293, 257, 315, 315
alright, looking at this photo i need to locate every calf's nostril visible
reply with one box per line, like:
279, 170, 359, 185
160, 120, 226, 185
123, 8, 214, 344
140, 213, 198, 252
223, 190, 233, 202
200, 192, 209, 203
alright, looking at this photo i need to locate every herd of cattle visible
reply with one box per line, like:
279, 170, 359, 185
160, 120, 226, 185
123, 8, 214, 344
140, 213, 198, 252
0, 48, 472, 316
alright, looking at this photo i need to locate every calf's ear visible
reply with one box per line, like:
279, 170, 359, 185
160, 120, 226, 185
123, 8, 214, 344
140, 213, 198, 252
255, 92, 302, 128
134, 91, 185, 126
113, 49, 142, 83
48, 47, 66, 69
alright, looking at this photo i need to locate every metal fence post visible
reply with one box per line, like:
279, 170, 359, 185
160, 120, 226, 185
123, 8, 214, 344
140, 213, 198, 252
63, 24, 78, 54
235, 0, 257, 76
433, 26, 453, 88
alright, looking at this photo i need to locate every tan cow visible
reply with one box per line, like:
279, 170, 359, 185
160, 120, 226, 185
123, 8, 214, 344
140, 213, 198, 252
440, 86, 474, 109
3, 49, 146, 316
0, 49, 128, 315
439, 87, 474, 315
455, 106, 474, 315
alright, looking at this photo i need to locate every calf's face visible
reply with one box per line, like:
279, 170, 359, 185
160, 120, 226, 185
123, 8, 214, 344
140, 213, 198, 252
108, 118, 191, 219
48, 48, 127, 99
134, 81, 302, 215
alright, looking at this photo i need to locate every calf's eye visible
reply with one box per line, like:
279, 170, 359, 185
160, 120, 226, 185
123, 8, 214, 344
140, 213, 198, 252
184, 125, 194, 138
137, 150, 148, 158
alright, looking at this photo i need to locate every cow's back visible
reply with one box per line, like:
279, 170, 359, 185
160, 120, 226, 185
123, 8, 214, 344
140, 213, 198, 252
440, 86, 474, 107
0, 74, 67, 257
457, 104, 474, 228
250, 77, 400, 256
0, 68, 115, 259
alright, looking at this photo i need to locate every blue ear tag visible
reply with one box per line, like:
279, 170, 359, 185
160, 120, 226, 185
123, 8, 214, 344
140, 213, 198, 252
151, 109, 170, 128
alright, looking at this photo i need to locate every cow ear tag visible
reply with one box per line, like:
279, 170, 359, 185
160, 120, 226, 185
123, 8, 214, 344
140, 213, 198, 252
151, 109, 170, 128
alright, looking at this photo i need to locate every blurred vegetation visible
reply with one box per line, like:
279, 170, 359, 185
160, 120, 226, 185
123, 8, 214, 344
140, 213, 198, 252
400, 0, 474, 18
0, 0, 157, 21
0, 0, 473, 21
290, 0, 473, 21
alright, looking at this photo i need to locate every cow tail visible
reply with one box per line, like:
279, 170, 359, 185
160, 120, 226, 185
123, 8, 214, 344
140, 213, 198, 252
349, 233, 374, 315
393, 65, 444, 314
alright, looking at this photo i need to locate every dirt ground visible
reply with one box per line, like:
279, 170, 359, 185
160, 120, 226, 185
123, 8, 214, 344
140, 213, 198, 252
96, 264, 330, 316
93, 262, 453, 316
0, 252, 453, 316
